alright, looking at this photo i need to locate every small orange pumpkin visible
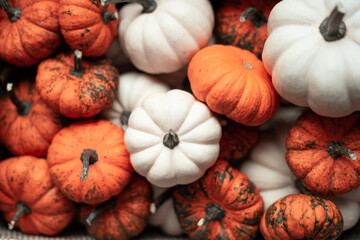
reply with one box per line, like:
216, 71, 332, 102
260, 194, 343, 240
47, 119, 133, 204
188, 44, 279, 126
0, 156, 75, 235
286, 110, 360, 195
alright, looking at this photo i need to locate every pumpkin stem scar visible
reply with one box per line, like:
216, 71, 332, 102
243, 61, 253, 70
197, 203, 225, 227
70, 50, 85, 78
239, 7, 267, 28
80, 149, 99, 181
327, 141, 357, 160
150, 187, 174, 214
101, 0, 157, 13
0, 0, 21, 22
6, 82, 31, 116
163, 129, 180, 149
86, 196, 117, 226
120, 110, 131, 126
8, 202, 31, 230
102, 7, 118, 24
319, 4, 346, 42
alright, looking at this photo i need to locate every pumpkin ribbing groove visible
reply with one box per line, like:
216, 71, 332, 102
141, 17, 157, 72
22, 16, 58, 35
30, 213, 63, 232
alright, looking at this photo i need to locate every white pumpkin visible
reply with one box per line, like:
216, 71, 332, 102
124, 89, 222, 187
101, 72, 170, 130
103, 0, 214, 74
262, 0, 360, 117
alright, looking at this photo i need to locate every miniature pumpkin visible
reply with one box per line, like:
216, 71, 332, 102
0, 0, 61, 66
79, 175, 151, 240
124, 89, 222, 187
0, 79, 63, 157
262, 0, 360, 117
260, 194, 343, 240
102, 0, 214, 74
286, 110, 360, 195
0, 156, 75, 235
188, 44, 279, 126
101, 72, 170, 130
59, 0, 118, 57
215, 0, 279, 58
36, 50, 118, 118
173, 159, 264, 240
47, 119, 133, 204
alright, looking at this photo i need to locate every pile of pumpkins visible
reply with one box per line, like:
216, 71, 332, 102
0, 0, 359, 239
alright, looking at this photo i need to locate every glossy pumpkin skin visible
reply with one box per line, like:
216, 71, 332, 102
79, 175, 151, 240
47, 119, 133, 204
188, 44, 279, 126
286, 110, 360, 195
260, 194, 343, 240
0, 0, 61, 66
0, 79, 63, 157
174, 160, 264, 240
0, 156, 75, 235
36, 52, 118, 118
215, 0, 279, 58
59, 0, 118, 57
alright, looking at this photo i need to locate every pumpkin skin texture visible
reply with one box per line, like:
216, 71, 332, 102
286, 110, 360, 196
124, 89, 222, 188
47, 119, 133, 204
59, 0, 118, 57
262, 0, 360, 118
173, 160, 264, 240
79, 175, 151, 240
0, 0, 61, 66
0, 79, 63, 157
0, 156, 75, 235
260, 194, 344, 240
188, 44, 279, 126
215, 0, 279, 58
36, 52, 118, 118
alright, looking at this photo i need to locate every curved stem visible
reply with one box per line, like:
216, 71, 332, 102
6, 82, 31, 116
102, 7, 118, 24
319, 5, 346, 41
70, 50, 85, 78
80, 149, 99, 181
150, 188, 174, 214
327, 141, 357, 160
240, 7, 267, 28
0, 0, 21, 22
8, 202, 31, 230
86, 197, 117, 226
163, 129, 179, 149
197, 203, 225, 227
101, 0, 156, 13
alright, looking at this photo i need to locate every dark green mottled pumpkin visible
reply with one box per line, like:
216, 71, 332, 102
173, 160, 264, 240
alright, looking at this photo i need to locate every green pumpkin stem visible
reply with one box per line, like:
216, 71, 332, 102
86, 197, 117, 226
6, 82, 31, 116
102, 7, 118, 24
0, 0, 21, 22
80, 149, 99, 181
8, 202, 31, 230
327, 141, 357, 160
163, 129, 179, 149
101, 0, 156, 13
150, 188, 174, 214
240, 7, 267, 28
197, 203, 225, 227
70, 50, 85, 78
319, 5, 346, 41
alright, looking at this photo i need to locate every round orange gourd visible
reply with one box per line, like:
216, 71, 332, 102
188, 44, 279, 126
47, 119, 133, 204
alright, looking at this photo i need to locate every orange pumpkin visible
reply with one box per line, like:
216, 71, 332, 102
0, 156, 75, 235
0, 0, 61, 66
79, 175, 151, 240
188, 44, 279, 126
173, 159, 264, 239
286, 110, 360, 195
59, 0, 118, 57
47, 119, 133, 204
36, 50, 118, 118
0, 78, 63, 157
260, 194, 343, 240
215, 0, 279, 58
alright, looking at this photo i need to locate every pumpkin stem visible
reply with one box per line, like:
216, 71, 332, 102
101, 0, 156, 13
6, 82, 31, 116
150, 188, 174, 214
240, 7, 267, 28
80, 149, 99, 181
295, 179, 315, 196
120, 110, 131, 127
70, 50, 85, 78
163, 129, 180, 149
102, 7, 118, 24
0, 0, 21, 22
8, 202, 31, 230
327, 141, 357, 161
86, 196, 117, 226
197, 203, 225, 227
319, 4, 346, 42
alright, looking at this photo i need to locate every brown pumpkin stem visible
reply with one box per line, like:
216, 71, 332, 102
319, 4, 346, 41
150, 188, 174, 214
70, 50, 85, 78
102, 7, 118, 24
327, 141, 357, 161
6, 82, 31, 116
101, 0, 156, 13
240, 7, 267, 28
120, 110, 131, 126
86, 196, 117, 226
0, 0, 21, 22
80, 149, 99, 181
8, 202, 31, 230
163, 129, 180, 149
197, 203, 225, 227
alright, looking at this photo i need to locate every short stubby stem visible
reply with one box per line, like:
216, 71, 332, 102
120, 110, 131, 127
101, 0, 156, 13
327, 141, 357, 160
6, 82, 31, 116
0, 0, 21, 22
163, 129, 179, 149
150, 188, 174, 214
86, 197, 117, 225
70, 50, 85, 78
8, 201, 31, 230
319, 5, 346, 42
102, 8, 118, 24
243, 61, 253, 70
80, 149, 99, 181
240, 7, 267, 28
197, 203, 225, 227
